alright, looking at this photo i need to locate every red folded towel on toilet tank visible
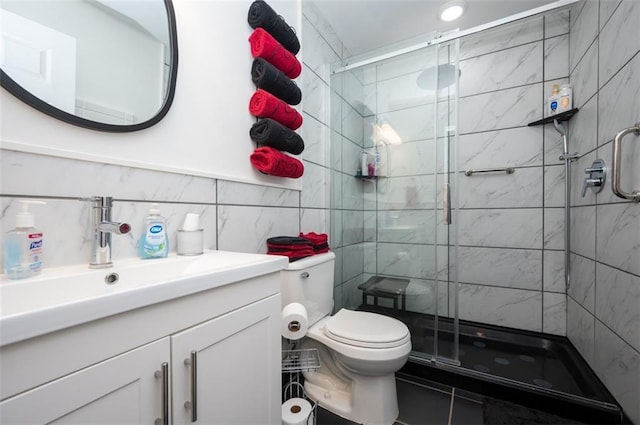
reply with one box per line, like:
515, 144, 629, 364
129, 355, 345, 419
267, 248, 315, 261
249, 89, 303, 130
249, 28, 302, 79
300, 232, 329, 253
250, 146, 304, 178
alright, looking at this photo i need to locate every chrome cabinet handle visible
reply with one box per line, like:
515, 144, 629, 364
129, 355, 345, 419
612, 123, 640, 202
154, 362, 170, 425
184, 351, 198, 422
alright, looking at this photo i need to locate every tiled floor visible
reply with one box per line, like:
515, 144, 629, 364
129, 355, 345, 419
315, 376, 482, 425
315, 373, 584, 425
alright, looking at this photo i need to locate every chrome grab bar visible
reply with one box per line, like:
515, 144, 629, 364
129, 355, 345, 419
612, 123, 640, 202
464, 167, 515, 177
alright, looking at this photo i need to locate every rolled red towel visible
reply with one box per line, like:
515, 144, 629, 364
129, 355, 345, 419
250, 28, 301, 79
250, 146, 304, 178
249, 89, 303, 130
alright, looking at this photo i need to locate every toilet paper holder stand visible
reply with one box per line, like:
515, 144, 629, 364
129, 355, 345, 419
282, 348, 320, 425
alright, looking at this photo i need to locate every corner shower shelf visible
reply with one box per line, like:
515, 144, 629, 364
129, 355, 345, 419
527, 108, 579, 126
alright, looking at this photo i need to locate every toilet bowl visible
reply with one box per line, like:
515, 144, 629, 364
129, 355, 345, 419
280, 253, 411, 425
301, 309, 411, 425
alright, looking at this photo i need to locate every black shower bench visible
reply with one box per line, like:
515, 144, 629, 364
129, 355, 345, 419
358, 276, 410, 311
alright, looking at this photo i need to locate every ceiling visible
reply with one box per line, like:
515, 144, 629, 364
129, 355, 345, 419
310, 0, 557, 57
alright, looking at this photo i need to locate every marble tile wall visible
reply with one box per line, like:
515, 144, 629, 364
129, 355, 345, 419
0, 1, 336, 282
566, 1, 640, 422
299, 2, 367, 310
454, 14, 569, 334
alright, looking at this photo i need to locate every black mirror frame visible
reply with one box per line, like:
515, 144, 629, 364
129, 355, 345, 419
0, 0, 179, 133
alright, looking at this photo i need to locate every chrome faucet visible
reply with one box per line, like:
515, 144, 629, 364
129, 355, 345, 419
89, 196, 131, 269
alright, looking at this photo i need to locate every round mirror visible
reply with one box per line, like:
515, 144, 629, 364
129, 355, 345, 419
0, 0, 178, 132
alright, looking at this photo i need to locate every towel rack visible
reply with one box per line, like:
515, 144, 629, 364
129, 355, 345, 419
464, 167, 515, 177
612, 122, 640, 202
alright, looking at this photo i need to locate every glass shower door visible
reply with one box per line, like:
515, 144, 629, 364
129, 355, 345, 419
329, 36, 460, 365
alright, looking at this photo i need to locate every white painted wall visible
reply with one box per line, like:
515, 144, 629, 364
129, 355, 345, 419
0, 0, 302, 190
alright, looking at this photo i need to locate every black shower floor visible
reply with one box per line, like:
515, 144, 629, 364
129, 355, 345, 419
358, 305, 629, 424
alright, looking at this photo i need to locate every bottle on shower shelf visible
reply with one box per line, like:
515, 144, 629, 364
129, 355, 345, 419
373, 151, 381, 176
361, 151, 370, 177
558, 84, 573, 113
548, 84, 560, 116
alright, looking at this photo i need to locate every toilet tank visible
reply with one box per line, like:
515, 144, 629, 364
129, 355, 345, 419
280, 252, 335, 327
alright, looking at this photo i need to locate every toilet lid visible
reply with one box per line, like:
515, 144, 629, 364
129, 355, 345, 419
324, 309, 410, 349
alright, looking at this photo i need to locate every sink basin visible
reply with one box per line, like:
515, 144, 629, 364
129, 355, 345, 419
0, 251, 288, 346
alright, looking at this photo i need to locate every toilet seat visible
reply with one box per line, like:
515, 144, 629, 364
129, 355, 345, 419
324, 309, 410, 349
306, 310, 412, 364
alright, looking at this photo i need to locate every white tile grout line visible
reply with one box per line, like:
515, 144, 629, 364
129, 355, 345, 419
448, 388, 456, 425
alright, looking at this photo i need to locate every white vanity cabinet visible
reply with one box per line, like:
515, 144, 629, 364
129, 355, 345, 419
0, 338, 170, 424
172, 294, 281, 424
0, 266, 284, 425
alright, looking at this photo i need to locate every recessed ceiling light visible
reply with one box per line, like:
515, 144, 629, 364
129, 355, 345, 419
439, 1, 467, 22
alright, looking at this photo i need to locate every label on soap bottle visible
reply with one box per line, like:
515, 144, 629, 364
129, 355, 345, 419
141, 222, 168, 258
27, 232, 43, 271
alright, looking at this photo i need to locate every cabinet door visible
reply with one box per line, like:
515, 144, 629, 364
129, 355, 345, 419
0, 338, 170, 425
172, 294, 281, 425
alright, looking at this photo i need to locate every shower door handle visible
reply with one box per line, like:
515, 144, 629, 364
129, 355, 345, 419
443, 183, 451, 225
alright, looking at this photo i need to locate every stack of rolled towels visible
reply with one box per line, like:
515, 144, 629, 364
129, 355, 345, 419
247, 0, 304, 179
267, 232, 330, 261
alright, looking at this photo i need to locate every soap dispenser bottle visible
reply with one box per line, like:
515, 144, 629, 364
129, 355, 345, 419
4, 200, 46, 280
140, 204, 168, 259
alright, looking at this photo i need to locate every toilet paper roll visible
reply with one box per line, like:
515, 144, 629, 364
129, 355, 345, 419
281, 302, 308, 340
282, 397, 313, 425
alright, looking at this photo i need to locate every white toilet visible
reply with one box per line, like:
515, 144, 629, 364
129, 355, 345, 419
281, 252, 411, 425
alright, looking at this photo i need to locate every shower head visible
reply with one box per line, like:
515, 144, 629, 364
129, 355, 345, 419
416, 64, 460, 90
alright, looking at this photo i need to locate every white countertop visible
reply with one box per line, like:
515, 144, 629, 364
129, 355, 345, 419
0, 251, 288, 347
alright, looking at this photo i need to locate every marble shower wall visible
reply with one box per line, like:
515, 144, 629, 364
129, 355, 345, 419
566, 1, 640, 423
0, 1, 337, 275
455, 15, 570, 335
